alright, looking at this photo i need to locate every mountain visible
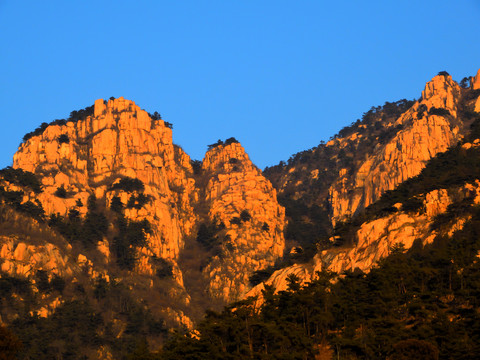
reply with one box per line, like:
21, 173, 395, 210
1, 69, 480, 359
0, 97, 285, 358
253, 71, 480, 289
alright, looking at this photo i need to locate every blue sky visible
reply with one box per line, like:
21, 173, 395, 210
1, 1, 479, 169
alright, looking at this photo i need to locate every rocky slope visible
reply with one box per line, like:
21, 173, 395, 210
200, 141, 285, 300
2, 97, 286, 330
329, 73, 462, 224
2, 69, 480, 359
14, 97, 196, 269
249, 70, 480, 299
249, 177, 480, 298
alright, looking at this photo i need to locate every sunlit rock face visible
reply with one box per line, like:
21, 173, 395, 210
472, 68, 480, 90
7, 69, 480, 320
201, 142, 285, 301
14, 97, 197, 281
329, 74, 462, 224
11, 98, 286, 304
248, 70, 480, 301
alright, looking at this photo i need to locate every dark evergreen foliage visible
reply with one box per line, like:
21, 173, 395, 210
113, 215, 152, 270
110, 177, 145, 193
460, 77, 470, 89
249, 267, 275, 286
0, 167, 42, 193
22, 104, 94, 143
48, 194, 108, 248
261, 222, 270, 232
54, 185, 67, 198
12, 301, 102, 359
0, 325, 22, 360
0, 187, 45, 221
58, 134, 70, 144
230, 217, 241, 226
149, 111, 162, 120
154, 257, 174, 279
160, 203, 480, 359
191, 160, 202, 175
196, 222, 223, 250
110, 195, 124, 213
126, 193, 149, 210
239, 210, 251, 222
428, 107, 451, 117
207, 137, 240, 150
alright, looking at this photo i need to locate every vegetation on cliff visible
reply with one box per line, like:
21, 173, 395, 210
264, 99, 416, 259
159, 203, 480, 359
333, 115, 480, 246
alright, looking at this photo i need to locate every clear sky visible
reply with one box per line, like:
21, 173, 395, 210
1, 1, 479, 169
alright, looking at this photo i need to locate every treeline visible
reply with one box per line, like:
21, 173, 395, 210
207, 137, 240, 150
1, 278, 168, 360
22, 104, 95, 143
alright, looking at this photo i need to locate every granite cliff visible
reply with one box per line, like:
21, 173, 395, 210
253, 70, 480, 297
1, 97, 285, 334
329, 73, 462, 224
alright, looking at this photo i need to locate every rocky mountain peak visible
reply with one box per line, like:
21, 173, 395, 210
194, 138, 286, 301
3, 69, 480, 359
202, 140, 253, 174
420, 72, 460, 114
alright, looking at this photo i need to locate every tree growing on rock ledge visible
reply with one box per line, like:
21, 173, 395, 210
207, 137, 240, 150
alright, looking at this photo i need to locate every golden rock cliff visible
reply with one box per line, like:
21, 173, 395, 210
200, 142, 285, 301
7, 99, 286, 312
329, 74, 462, 224
13, 97, 197, 278
251, 70, 480, 300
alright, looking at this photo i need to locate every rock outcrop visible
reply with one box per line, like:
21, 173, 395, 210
200, 142, 285, 301
4, 70, 480, 335
472, 68, 480, 90
251, 71, 480, 301
7, 98, 285, 312
14, 98, 197, 272
329, 74, 462, 223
